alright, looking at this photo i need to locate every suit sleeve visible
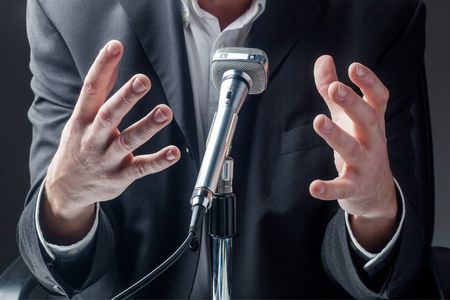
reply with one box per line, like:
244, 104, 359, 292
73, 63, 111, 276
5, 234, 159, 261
17, 0, 117, 298
321, 1, 427, 298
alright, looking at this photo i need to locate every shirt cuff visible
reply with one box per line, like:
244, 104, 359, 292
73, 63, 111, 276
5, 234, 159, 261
345, 178, 406, 269
35, 179, 99, 261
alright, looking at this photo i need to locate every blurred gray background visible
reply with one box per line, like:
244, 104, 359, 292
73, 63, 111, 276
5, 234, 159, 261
425, 0, 450, 248
0, 0, 449, 274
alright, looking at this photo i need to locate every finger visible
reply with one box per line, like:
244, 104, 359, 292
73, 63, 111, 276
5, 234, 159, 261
309, 177, 355, 201
73, 40, 124, 122
91, 74, 151, 142
125, 146, 181, 180
348, 63, 390, 115
328, 82, 381, 145
107, 105, 173, 161
313, 114, 365, 166
314, 55, 339, 109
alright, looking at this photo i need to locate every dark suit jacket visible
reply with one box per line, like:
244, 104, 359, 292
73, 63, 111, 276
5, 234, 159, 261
18, 0, 427, 298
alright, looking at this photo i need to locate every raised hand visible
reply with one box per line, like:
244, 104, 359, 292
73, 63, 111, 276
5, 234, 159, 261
310, 55, 397, 252
42, 41, 180, 244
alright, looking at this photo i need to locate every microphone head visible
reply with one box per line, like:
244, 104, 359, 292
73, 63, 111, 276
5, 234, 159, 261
211, 47, 269, 95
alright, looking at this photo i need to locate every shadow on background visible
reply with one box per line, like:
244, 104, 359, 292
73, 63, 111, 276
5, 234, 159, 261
0, 0, 449, 273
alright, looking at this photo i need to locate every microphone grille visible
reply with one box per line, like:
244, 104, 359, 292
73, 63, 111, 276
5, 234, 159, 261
211, 47, 269, 95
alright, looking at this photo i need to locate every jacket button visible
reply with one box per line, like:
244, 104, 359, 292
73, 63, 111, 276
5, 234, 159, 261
189, 237, 199, 251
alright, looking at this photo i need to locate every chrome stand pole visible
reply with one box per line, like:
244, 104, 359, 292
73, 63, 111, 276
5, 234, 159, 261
212, 237, 232, 300
210, 157, 236, 300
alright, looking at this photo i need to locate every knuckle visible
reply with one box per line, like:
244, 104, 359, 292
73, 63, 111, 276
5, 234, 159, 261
365, 76, 375, 88
318, 84, 329, 98
150, 159, 162, 173
95, 54, 108, 70
119, 89, 133, 105
69, 113, 84, 126
83, 80, 98, 98
97, 107, 114, 128
135, 163, 147, 178
143, 123, 156, 136
381, 87, 390, 101
118, 135, 133, 152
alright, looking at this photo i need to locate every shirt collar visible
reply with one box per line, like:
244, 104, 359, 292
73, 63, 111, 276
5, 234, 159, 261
180, 0, 266, 29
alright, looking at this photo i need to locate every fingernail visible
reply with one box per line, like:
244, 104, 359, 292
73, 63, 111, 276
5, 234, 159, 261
356, 65, 366, 77
166, 149, 177, 161
106, 42, 120, 56
318, 184, 325, 195
153, 109, 168, 123
337, 85, 348, 98
323, 117, 333, 131
132, 78, 147, 93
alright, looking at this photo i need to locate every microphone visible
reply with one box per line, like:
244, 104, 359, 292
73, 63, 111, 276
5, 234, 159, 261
112, 48, 268, 300
189, 47, 269, 227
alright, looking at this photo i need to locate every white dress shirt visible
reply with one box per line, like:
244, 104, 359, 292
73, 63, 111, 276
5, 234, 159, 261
35, 0, 405, 294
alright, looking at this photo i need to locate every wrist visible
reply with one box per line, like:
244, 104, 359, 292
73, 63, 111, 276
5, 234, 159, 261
44, 179, 82, 219
350, 210, 397, 233
349, 195, 398, 253
42, 181, 96, 245
349, 177, 398, 252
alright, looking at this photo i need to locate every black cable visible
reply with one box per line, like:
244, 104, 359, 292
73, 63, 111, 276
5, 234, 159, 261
111, 205, 207, 300
111, 232, 194, 300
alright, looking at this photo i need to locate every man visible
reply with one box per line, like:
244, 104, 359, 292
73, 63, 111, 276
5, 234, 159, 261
18, 0, 427, 298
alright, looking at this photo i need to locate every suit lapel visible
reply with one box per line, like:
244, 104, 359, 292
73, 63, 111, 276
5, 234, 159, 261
248, 0, 321, 79
117, 0, 321, 163
118, 0, 200, 163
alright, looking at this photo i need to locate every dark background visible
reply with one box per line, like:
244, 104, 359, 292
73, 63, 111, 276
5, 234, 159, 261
0, 0, 449, 274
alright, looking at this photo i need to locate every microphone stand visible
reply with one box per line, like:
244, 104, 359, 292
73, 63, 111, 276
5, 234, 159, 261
210, 157, 236, 300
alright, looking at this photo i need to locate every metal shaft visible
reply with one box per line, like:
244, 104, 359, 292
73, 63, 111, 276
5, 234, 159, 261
211, 158, 235, 300
212, 237, 232, 300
